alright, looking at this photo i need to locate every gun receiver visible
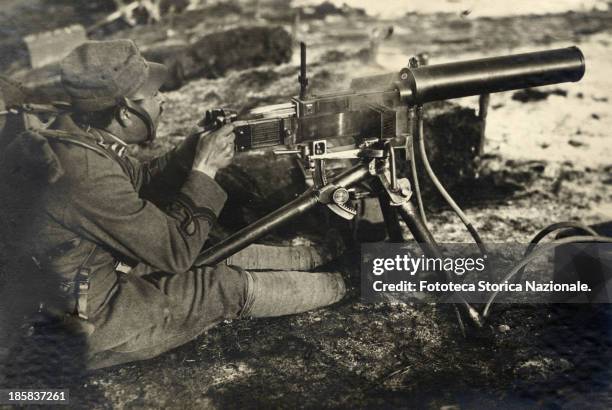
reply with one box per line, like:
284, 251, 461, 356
203, 47, 584, 152
218, 91, 400, 152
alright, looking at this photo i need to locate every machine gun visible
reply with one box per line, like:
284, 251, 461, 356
194, 43, 585, 328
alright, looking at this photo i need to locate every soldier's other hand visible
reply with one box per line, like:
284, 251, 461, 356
192, 124, 235, 179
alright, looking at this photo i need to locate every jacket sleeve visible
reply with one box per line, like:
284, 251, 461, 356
126, 134, 200, 204
61, 148, 225, 273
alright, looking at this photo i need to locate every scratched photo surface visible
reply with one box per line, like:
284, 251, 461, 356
0, 1, 611, 408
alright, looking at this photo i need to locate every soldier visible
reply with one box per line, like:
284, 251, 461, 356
2, 39, 345, 369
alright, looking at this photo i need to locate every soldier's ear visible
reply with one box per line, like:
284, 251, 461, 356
116, 106, 132, 128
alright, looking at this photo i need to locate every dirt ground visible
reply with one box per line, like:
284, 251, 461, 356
2, 3, 612, 409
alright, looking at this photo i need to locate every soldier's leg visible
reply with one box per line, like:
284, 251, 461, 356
241, 270, 346, 318
87, 264, 247, 369
86, 266, 346, 369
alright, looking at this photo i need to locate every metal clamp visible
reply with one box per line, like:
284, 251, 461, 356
377, 168, 412, 206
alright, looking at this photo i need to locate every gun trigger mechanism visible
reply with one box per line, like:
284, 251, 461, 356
199, 108, 238, 132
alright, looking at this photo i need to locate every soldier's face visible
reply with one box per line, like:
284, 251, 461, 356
125, 92, 166, 143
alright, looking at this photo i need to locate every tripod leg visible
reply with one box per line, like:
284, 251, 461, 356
196, 162, 371, 267
378, 195, 404, 243
396, 202, 444, 260
396, 200, 482, 328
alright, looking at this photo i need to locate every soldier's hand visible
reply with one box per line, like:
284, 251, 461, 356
192, 124, 235, 178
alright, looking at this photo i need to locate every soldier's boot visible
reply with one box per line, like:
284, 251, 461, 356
240, 270, 346, 318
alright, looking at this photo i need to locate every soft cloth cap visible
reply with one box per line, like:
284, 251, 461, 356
60, 39, 167, 112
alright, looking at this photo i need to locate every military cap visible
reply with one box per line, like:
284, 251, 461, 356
60, 39, 167, 111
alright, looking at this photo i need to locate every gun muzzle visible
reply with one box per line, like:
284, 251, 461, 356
396, 47, 585, 105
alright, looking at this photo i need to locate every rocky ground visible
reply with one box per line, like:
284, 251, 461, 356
1, 2, 612, 409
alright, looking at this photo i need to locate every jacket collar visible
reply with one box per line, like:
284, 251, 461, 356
49, 115, 128, 157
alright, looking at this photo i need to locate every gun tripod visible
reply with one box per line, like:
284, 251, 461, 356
195, 135, 483, 330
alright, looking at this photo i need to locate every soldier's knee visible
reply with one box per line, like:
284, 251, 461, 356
196, 264, 250, 319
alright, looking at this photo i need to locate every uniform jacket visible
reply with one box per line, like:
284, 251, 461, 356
25, 115, 227, 314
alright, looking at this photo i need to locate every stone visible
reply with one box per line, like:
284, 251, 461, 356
144, 26, 292, 91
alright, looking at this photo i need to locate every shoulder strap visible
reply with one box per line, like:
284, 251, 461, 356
38, 128, 134, 181
36, 129, 115, 161
74, 243, 98, 320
